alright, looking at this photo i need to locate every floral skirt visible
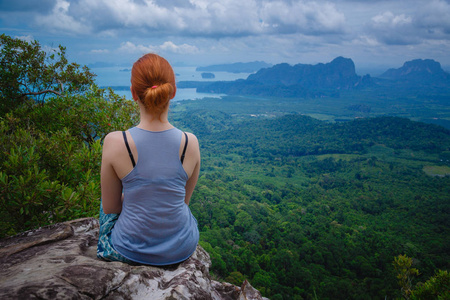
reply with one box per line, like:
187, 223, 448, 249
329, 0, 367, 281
96, 202, 137, 264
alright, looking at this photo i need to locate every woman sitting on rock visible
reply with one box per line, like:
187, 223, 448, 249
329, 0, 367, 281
97, 53, 200, 266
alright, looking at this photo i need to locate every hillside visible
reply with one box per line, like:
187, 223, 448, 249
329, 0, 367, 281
169, 105, 450, 300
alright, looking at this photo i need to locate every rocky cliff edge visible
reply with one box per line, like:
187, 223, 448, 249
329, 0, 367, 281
0, 218, 268, 300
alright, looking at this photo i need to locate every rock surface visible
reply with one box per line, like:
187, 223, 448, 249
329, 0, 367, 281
0, 218, 268, 300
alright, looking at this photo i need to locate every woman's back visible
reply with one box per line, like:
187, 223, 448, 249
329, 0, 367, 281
110, 127, 199, 265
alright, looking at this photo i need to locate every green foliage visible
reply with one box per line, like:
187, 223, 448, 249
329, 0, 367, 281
0, 86, 137, 236
392, 255, 450, 300
0, 34, 95, 115
10, 86, 139, 144
0, 123, 101, 235
393, 254, 420, 299
225, 271, 247, 286
412, 270, 450, 300
172, 106, 450, 300
0, 35, 138, 237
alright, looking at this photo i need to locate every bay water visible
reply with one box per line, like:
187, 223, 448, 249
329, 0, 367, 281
92, 66, 251, 101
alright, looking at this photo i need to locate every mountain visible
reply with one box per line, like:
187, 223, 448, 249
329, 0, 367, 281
380, 59, 450, 84
191, 57, 450, 99
247, 56, 361, 89
197, 57, 372, 98
196, 61, 272, 73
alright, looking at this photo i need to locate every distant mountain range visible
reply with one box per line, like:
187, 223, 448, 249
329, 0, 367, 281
246, 56, 366, 89
192, 57, 450, 98
196, 61, 272, 73
196, 57, 372, 98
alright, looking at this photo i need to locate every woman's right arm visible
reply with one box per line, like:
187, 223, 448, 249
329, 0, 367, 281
101, 132, 124, 214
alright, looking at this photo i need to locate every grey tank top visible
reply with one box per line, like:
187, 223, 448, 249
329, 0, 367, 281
111, 127, 199, 265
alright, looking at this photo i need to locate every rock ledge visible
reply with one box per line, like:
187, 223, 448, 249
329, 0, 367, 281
0, 218, 267, 300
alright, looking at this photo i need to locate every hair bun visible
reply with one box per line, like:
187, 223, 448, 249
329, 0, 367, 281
141, 82, 174, 113
131, 54, 176, 115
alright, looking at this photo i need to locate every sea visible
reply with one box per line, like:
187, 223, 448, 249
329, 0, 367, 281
91, 66, 251, 101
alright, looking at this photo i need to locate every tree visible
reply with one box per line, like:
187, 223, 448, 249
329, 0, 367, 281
234, 210, 253, 233
0, 35, 138, 237
393, 254, 420, 299
225, 271, 246, 286
411, 270, 450, 300
0, 85, 138, 236
0, 34, 95, 115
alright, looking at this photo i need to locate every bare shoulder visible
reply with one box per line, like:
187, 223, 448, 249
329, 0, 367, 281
104, 130, 123, 141
104, 131, 124, 142
184, 132, 200, 161
103, 131, 124, 153
185, 132, 199, 146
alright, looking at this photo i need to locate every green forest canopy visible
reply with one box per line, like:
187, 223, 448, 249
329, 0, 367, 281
172, 110, 449, 299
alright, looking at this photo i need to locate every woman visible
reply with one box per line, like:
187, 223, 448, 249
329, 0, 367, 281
97, 53, 200, 266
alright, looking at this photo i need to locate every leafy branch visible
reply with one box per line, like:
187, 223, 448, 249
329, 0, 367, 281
0, 34, 95, 115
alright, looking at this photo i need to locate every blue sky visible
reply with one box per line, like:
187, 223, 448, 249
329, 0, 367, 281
1, 0, 450, 75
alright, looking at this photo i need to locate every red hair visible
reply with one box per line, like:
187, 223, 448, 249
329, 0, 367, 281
131, 53, 176, 115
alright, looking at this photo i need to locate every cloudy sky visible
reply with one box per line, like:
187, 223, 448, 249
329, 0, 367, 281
1, 0, 450, 74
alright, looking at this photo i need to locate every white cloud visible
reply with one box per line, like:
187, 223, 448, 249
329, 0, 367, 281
35, 0, 89, 34
28, 0, 347, 38
260, 1, 346, 34
118, 41, 153, 54
367, 11, 417, 45
415, 0, 450, 37
15, 35, 34, 43
12, 35, 59, 55
352, 35, 380, 47
118, 41, 199, 55
159, 41, 200, 54
365, 1, 450, 46
371, 11, 412, 27
91, 49, 110, 54
2, 0, 450, 69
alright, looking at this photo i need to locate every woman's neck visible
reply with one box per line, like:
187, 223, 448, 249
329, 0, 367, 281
137, 107, 173, 132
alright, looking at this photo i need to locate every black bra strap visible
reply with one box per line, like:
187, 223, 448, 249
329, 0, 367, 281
122, 131, 136, 168
181, 132, 188, 164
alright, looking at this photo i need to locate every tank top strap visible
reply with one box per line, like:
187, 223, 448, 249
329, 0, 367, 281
122, 131, 136, 168
181, 132, 188, 164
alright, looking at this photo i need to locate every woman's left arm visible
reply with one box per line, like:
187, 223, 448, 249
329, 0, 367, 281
184, 133, 201, 205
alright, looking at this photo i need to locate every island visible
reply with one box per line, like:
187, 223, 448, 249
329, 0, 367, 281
201, 72, 215, 79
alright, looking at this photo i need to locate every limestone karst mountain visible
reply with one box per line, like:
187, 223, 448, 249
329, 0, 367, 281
380, 59, 450, 84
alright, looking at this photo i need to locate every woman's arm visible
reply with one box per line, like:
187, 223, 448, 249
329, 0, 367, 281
101, 132, 124, 214
184, 133, 201, 205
